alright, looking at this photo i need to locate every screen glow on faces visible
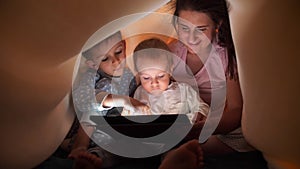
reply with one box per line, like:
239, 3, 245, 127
98, 41, 126, 77
73, 12, 226, 158
139, 68, 171, 94
136, 52, 172, 94
177, 10, 215, 54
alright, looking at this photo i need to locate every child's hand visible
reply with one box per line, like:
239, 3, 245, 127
133, 107, 152, 115
105, 95, 151, 115
124, 97, 151, 115
193, 112, 206, 124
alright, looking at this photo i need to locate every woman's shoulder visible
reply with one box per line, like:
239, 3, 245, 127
212, 44, 228, 68
213, 44, 226, 56
215, 43, 228, 57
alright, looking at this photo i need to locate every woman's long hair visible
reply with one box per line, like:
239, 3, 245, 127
173, 0, 238, 79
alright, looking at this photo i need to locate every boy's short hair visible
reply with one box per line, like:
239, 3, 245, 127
133, 38, 173, 72
82, 31, 122, 60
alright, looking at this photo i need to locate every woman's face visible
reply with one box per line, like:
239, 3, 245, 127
177, 10, 216, 54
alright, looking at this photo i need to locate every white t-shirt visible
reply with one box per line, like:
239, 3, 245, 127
134, 82, 209, 122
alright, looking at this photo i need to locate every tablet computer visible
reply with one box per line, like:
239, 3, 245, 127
90, 113, 192, 138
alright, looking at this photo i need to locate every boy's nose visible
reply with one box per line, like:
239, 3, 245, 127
111, 56, 121, 64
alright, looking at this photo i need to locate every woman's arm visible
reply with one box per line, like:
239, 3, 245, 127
214, 77, 243, 134
186, 79, 243, 140
185, 78, 242, 140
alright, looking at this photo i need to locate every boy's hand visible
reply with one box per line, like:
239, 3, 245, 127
106, 95, 151, 115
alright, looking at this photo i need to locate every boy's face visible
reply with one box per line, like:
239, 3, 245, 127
86, 34, 126, 76
98, 41, 126, 76
137, 57, 171, 94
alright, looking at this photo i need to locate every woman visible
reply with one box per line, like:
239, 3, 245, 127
170, 0, 256, 156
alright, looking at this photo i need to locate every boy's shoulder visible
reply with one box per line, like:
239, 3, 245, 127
123, 67, 135, 76
78, 68, 97, 82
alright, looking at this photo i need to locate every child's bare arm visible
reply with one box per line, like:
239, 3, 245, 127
103, 94, 151, 115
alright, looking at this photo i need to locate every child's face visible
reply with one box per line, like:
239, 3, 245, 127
86, 33, 126, 76
139, 68, 171, 94
98, 41, 126, 76
137, 56, 171, 94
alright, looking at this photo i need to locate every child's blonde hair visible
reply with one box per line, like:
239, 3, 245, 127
82, 31, 122, 61
133, 38, 173, 73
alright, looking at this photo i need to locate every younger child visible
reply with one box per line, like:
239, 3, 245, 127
70, 31, 149, 168
132, 38, 209, 123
